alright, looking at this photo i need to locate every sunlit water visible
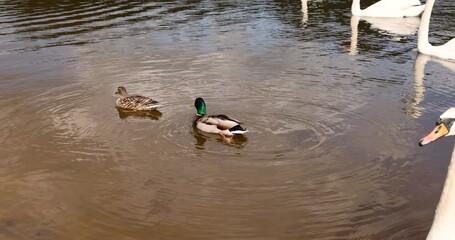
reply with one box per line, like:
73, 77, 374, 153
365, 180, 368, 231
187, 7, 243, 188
0, 0, 454, 239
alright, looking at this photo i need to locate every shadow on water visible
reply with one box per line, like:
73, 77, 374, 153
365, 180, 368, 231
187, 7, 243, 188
116, 108, 163, 120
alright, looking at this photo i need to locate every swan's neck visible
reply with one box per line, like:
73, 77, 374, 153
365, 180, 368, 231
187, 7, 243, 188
427, 143, 455, 240
418, 0, 435, 52
351, 0, 362, 15
351, 0, 362, 16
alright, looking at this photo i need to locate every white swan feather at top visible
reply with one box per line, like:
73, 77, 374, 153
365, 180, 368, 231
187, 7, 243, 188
351, 0, 425, 17
419, 108, 455, 240
418, 0, 455, 60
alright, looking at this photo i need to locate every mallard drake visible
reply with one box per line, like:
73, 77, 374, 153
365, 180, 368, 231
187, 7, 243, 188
115, 86, 160, 111
192, 97, 247, 142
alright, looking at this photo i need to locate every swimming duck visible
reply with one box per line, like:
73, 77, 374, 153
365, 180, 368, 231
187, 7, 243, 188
419, 107, 455, 240
115, 86, 160, 111
192, 97, 247, 142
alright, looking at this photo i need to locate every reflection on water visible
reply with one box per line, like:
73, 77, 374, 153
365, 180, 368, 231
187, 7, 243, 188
117, 108, 163, 120
403, 53, 427, 118
349, 16, 360, 56
192, 127, 248, 150
349, 15, 420, 56
300, 0, 308, 27
0, 0, 455, 239
361, 16, 420, 35
402, 53, 455, 118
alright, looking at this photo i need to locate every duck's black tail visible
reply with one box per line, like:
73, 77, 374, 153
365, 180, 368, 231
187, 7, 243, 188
229, 125, 247, 134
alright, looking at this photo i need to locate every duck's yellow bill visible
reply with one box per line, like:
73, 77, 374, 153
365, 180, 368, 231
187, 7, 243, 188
419, 123, 449, 146
191, 104, 195, 107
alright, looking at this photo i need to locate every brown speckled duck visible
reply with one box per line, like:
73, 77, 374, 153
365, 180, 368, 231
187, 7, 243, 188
115, 86, 160, 111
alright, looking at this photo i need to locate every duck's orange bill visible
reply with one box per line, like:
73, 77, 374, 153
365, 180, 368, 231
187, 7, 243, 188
419, 123, 449, 146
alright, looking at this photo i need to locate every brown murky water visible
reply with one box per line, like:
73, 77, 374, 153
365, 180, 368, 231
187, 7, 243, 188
0, 0, 454, 239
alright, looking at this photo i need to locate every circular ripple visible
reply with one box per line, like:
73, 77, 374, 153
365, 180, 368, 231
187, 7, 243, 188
155, 97, 343, 165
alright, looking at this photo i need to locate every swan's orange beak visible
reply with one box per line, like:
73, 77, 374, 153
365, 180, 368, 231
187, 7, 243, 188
419, 123, 449, 146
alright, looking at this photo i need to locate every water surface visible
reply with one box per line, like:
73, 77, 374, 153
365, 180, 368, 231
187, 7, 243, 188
0, 0, 454, 239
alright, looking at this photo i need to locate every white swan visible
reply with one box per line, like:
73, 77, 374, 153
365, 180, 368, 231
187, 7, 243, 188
419, 107, 455, 240
351, 0, 425, 17
418, 0, 455, 60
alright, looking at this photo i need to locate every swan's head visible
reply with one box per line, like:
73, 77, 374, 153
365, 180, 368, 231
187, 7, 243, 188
419, 108, 455, 146
192, 97, 206, 116
115, 86, 128, 97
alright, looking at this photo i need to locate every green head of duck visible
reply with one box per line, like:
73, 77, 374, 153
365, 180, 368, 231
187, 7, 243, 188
194, 97, 206, 116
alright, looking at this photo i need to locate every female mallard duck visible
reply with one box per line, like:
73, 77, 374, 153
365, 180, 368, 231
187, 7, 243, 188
115, 86, 160, 111
192, 97, 247, 141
